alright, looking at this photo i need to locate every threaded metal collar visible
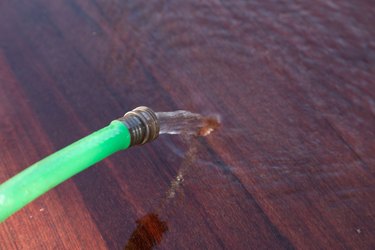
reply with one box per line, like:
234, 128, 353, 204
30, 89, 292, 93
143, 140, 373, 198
118, 106, 159, 146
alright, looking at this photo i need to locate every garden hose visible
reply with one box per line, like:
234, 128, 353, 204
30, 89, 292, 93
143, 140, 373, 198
0, 106, 159, 222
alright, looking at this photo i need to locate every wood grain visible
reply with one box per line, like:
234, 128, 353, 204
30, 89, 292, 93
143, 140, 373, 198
0, 0, 374, 249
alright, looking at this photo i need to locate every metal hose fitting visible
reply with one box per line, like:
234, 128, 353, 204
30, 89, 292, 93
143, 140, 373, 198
118, 106, 160, 146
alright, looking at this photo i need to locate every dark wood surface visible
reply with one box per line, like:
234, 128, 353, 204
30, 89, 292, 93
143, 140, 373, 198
0, 0, 374, 249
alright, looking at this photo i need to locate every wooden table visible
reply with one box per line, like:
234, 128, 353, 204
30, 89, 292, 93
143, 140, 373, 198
0, 1, 374, 249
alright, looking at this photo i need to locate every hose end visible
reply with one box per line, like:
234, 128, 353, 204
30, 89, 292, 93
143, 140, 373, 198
118, 106, 159, 146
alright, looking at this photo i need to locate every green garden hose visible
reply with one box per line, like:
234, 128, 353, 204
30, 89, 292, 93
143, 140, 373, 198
0, 106, 159, 222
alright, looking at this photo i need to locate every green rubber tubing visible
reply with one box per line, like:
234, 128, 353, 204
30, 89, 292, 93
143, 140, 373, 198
0, 120, 131, 222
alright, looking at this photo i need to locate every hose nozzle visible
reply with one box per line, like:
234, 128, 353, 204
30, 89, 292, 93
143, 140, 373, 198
118, 106, 159, 146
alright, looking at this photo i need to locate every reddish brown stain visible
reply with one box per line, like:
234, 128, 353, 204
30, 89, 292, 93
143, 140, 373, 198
197, 116, 221, 137
125, 214, 168, 250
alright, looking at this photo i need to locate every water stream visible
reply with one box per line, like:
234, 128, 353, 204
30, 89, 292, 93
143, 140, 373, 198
156, 111, 221, 136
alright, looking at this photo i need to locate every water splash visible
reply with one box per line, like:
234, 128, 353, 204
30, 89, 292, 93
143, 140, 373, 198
156, 111, 220, 136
